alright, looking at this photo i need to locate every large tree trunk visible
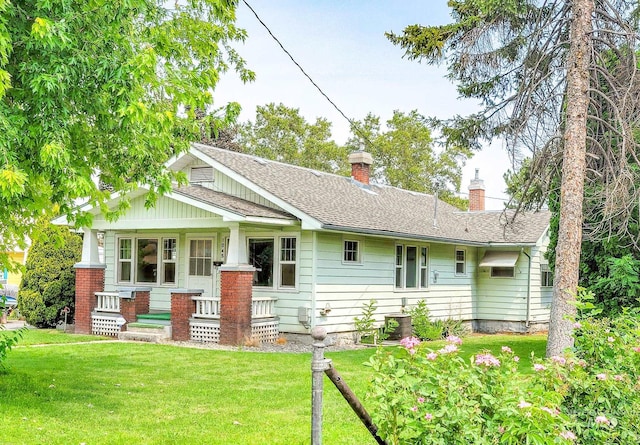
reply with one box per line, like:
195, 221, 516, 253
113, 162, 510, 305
546, 0, 593, 357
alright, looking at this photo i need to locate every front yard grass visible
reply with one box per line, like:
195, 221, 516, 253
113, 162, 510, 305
0, 332, 546, 444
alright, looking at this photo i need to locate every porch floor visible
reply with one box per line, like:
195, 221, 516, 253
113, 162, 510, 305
137, 312, 171, 321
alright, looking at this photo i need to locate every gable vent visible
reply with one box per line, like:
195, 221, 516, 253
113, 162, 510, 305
191, 166, 214, 183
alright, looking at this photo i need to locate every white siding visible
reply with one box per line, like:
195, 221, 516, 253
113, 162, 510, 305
92, 194, 223, 230
312, 233, 476, 334
475, 248, 529, 321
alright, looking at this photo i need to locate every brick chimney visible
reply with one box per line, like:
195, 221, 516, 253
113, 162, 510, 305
348, 151, 373, 185
468, 168, 485, 211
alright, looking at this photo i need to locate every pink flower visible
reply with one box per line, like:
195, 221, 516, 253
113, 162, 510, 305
417, 397, 425, 404
533, 364, 546, 372
596, 373, 607, 380
501, 346, 513, 353
400, 336, 421, 350
438, 344, 459, 354
475, 353, 501, 367
573, 322, 582, 329
446, 335, 463, 345
518, 400, 532, 409
595, 415, 610, 425
513, 356, 520, 362
541, 406, 558, 416
633, 346, 640, 353
424, 413, 433, 421
607, 336, 615, 343
614, 374, 624, 381
498, 426, 505, 434
410, 406, 418, 412
426, 352, 438, 361
560, 430, 576, 441
551, 356, 567, 366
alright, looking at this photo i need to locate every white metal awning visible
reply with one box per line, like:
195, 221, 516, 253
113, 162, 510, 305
479, 251, 520, 267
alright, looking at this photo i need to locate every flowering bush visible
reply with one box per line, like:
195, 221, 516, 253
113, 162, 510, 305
366, 292, 640, 444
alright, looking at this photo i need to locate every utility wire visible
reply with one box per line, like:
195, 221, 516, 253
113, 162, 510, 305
240, 0, 508, 205
241, 0, 377, 150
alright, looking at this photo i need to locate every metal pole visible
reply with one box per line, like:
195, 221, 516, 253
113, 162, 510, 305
325, 363, 388, 445
311, 326, 330, 445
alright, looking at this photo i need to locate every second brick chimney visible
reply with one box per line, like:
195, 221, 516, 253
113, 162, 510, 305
348, 151, 373, 185
468, 168, 486, 211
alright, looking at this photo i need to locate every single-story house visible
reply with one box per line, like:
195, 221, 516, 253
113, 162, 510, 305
61, 143, 552, 344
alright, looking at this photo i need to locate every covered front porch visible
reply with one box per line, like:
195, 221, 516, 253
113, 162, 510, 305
74, 226, 283, 345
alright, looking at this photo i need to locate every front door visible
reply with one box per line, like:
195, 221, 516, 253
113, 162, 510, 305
186, 238, 215, 297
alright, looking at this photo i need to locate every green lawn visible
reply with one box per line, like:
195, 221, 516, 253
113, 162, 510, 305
0, 331, 546, 444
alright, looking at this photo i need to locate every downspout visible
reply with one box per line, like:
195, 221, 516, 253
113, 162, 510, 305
311, 231, 318, 329
522, 248, 532, 329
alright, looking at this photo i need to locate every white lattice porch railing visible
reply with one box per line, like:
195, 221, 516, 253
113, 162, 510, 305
190, 296, 277, 319
192, 296, 220, 319
252, 296, 277, 318
95, 292, 120, 313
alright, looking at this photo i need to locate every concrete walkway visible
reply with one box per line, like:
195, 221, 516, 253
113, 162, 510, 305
1, 320, 28, 330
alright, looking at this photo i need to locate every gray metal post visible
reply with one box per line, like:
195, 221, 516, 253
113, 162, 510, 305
311, 326, 330, 445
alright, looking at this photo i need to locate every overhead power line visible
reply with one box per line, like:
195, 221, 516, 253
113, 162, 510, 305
239, 0, 508, 206
241, 0, 375, 148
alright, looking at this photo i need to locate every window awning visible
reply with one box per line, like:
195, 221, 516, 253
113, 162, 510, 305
479, 251, 520, 268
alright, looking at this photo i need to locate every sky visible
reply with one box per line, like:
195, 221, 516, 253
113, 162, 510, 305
215, 0, 513, 209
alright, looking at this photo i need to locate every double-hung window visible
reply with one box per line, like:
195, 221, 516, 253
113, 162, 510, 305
118, 236, 177, 285
248, 236, 298, 289
395, 244, 429, 289
455, 249, 466, 275
541, 264, 553, 287
343, 240, 361, 263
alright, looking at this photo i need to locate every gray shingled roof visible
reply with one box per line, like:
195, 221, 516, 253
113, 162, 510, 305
189, 143, 550, 245
173, 186, 295, 220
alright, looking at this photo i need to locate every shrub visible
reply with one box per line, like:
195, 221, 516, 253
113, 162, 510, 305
366, 290, 640, 444
17, 225, 82, 328
409, 300, 468, 340
367, 336, 572, 444
354, 299, 378, 344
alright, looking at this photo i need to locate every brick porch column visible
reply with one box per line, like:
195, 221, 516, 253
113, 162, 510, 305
74, 266, 105, 334
74, 228, 105, 334
171, 289, 202, 341
219, 265, 255, 345
118, 287, 152, 328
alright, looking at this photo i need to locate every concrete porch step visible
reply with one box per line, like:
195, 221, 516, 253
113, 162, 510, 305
119, 323, 171, 342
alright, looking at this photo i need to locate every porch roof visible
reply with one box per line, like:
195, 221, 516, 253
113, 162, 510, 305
172, 185, 296, 221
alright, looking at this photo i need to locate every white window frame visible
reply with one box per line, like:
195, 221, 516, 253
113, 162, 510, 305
342, 237, 363, 265
116, 235, 178, 286
455, 248, 466, 276
279, 236, 297, 289
541, 264, 553, 287
395, 243, 429, 290
247, 234, 300, 291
